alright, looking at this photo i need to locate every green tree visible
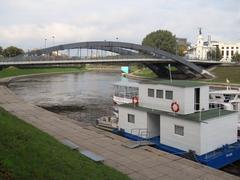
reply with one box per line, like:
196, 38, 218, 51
207, 46, 222, 61
2, 46, 24, 57
215, 46, 222, 60
177, 44, 187, 56
142, 30, 177, 54
232, 52, 240, 62
0, 46, 3, 55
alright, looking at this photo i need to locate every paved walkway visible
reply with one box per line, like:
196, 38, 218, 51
0, 85, 239, 180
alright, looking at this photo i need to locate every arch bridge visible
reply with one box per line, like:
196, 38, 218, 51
4, 41, 215, 79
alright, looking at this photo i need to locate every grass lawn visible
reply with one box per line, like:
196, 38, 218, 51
206, 66, 240, 84
0, 66, 85, 79
130, 66, 240, 85
132, 68, 157, 78
0, 107, 129, 180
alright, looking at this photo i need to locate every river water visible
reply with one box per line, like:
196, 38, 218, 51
8, 72, 134, 123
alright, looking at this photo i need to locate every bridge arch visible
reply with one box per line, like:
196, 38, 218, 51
29, 41, 213, 79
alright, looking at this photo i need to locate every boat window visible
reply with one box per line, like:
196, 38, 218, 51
215, 96, 222, 99
165, 91, 173, 100
148, 88, 154, 97
156, 89, 163, 99
209, 103, 216, 109
217, 104, 225, 109
128, 114, 135, 123
174, 125, 184, 136
114, 85, 139, 99
223, 94, 235, 100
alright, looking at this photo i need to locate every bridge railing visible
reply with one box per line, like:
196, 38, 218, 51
0, 54, 156, 62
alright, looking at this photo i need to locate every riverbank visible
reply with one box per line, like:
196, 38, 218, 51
0, 106, 129, 180
0, 85, 237, 180
0, 66, 87, 85
130, 66, 240, 85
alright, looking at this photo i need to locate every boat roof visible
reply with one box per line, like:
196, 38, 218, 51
139, 80, 206, 88
113, 81, 139, 88
210, 90, 240, 95
119, 104, 236, 122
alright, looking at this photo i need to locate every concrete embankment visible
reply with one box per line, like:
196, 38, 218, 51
0, 85, 238, 180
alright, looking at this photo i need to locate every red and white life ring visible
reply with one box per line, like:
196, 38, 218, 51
171, 102, 180, 112
132, 96, 139, 105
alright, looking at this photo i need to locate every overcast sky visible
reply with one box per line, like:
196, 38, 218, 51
0, 0, 239, 50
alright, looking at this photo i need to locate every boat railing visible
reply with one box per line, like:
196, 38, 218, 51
130, 128, 159, 139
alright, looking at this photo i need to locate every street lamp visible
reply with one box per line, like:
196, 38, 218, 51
52, 35, 55, 45
116, 37, 119, 58
44, 38, 47, 49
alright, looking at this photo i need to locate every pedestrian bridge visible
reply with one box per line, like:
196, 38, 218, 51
0, 41, 216, 79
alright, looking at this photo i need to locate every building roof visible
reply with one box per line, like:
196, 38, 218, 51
139, 80, 206, 88
120, 104, 236, 123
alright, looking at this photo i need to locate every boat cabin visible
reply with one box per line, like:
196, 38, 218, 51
113, 81, 139, 105
209, 89, 240, 111
117, 80, 240, 168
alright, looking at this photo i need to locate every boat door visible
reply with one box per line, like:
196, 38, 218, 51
194, 88, 200, 111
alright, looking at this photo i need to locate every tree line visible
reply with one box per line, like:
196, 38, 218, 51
0, 46, 24, 58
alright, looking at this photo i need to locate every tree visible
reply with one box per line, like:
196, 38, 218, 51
215, 46, 222, 60
142, 30, 177, 54
177, 44, 187, 56
0, 46, 3, 55
232, 52, 240, 62
2, 46, 24, 57
207, 46, 222, 61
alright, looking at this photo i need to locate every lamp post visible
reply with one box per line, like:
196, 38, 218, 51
44, 38, 47, 49
116, 37, 119, 58
52, 35, 55, 45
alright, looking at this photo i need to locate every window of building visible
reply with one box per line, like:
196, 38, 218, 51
165, 91, 173, 100
231, 51, 234, 56
226, 51, 229, 56
232, 47, 234, 49
174, 125, 184, 136
237, 47, 239, 49
156, 89, 163, 98
226, 47, 229, 49
221, 51, 224, 56
148, 88, 154, 97
128, 114, 135, 123
221, 47, 224, 49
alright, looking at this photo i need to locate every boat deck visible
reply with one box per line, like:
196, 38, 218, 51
116, 130, 240, 169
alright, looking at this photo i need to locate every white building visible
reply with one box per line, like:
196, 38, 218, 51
215, 42, 240, 62
187, 29, 240, 62
118, 80, 238, 156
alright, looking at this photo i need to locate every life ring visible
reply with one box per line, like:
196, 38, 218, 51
171, 102, 179, 112
132, 96, 139, 105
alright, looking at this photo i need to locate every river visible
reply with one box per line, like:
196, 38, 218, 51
8, 71, 134, 124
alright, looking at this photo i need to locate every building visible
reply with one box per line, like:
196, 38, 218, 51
117, 80, 240, 168
187, 29, 240, 62
215, 42, 240, 62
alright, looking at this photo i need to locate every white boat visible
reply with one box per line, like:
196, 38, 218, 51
209, 87, 240, 132
112, 81, 139, 117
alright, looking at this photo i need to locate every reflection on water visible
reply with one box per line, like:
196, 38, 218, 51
8, 72, 135, 122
